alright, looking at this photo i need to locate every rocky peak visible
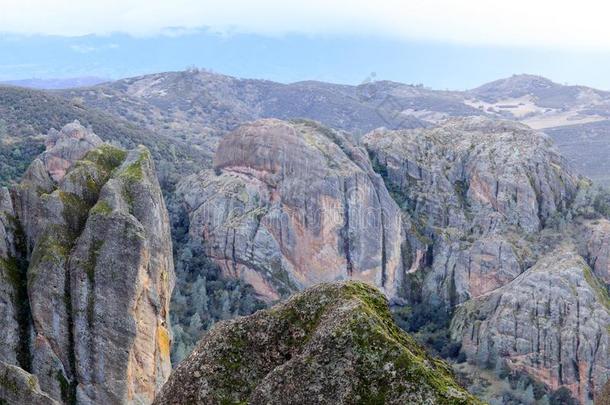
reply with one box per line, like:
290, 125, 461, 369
451, 246, 610, 403
178, 119, 414, 302
41, 121, 102, 182
0, 125, 174, 404
154, 281, 479, 405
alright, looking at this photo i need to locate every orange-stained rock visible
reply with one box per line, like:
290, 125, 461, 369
178, 119, 419, 302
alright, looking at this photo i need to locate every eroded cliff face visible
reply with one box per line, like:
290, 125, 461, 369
363, 117, 609, 402
154, 282, 479, 405
363, 117, 581, 306
451, 247, 610, 404
178, 119, 416, 302
0, 121, 174, 404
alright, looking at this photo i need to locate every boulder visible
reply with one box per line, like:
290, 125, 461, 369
154, 282, 478, 405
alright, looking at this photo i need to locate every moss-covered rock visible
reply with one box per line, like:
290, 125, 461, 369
155, 281, 479, 405
0, 361, 59, 405
4, 122, 174, 404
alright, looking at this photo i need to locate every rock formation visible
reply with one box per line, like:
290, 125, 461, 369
363, 117, 581, 306
0, 121, 174, 404
0, 361, 59, 405
364, 117, 610, 402
154, 281, 479, 405
178, 119, 417, 302
451, 247, 610, 404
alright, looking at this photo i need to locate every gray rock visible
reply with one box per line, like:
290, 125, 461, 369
451, 247, 610, 403
0, 360, 59, 405
41, 120, 102, 182
363, 117, 581, 305
0, 188, 20, 366
581, 219, 610, 285
0, 122, 174, 404
179, 119, 415, 302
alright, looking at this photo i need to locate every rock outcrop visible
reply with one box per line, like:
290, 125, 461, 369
178, 119, 416, 302
0, 121, 174, 405
0, 187, 23, 368
581, 219, 610, 286
363, 117, 610, 402
363, 117, 581, 306
451, 247, 610, 404
154, 281, 479, 405
0, 361, 59, 405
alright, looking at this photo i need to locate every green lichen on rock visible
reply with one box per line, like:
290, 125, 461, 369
0, 361, 58, 405
89, 200, 112, 216
118, 147, 151, 183
154, 281, 479, 405
29, 229, 71, 270
81, 144, 128, 175
584, 266, 610, 310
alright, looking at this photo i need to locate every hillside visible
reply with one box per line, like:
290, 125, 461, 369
56, 71, 610, 186
0, 85, 208, 189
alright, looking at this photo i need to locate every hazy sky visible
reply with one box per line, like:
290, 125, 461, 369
2, 0, 610, 89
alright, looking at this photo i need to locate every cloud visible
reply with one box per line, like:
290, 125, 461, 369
69, 43, 120, 53
1, 0, 610, 50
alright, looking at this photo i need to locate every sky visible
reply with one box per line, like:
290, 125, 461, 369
1, 0, 610, 89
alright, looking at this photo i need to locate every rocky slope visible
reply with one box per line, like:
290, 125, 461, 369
363, 117, 610, 403
177, 119, 418, 302
364, 117, 581, 306
172, 116, 610, 402
154, 281, 478, 405
451, 247, 610, 404
0, 121, 174, 404
0, 85, 208, 189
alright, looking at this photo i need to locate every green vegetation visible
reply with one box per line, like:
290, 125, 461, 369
81, 144, 127, 175
118, 148, 151, 183
0, 85, 207, 192
169, 202, 266, 364
90, 200, 112, 216
56, 370, 75, 405
584, 266, 610, 311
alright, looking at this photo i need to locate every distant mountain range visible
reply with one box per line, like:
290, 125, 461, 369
56, 70, 610, 185
1, 76, 109, 89
2, 71, 610, 186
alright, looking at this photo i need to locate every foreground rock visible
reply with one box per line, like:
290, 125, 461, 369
0, 121, 174, 404
0, 361, 59, 405
178, 119, 417, 302
155, 281, 478, 405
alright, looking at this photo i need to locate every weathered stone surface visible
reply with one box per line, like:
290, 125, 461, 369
423, 233, 523, 307
0, 122, 174, 404
154, 281, 479, 405
41, 121, 102, 182
364, 117, 579, 235
0, 187, 20, 366
0, 360, 59, 405
451, 247, 610, 403
178, 119, 415, 302
582, 219, 610, 286
363, 117, 581, 306
70, 146, 174, 404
